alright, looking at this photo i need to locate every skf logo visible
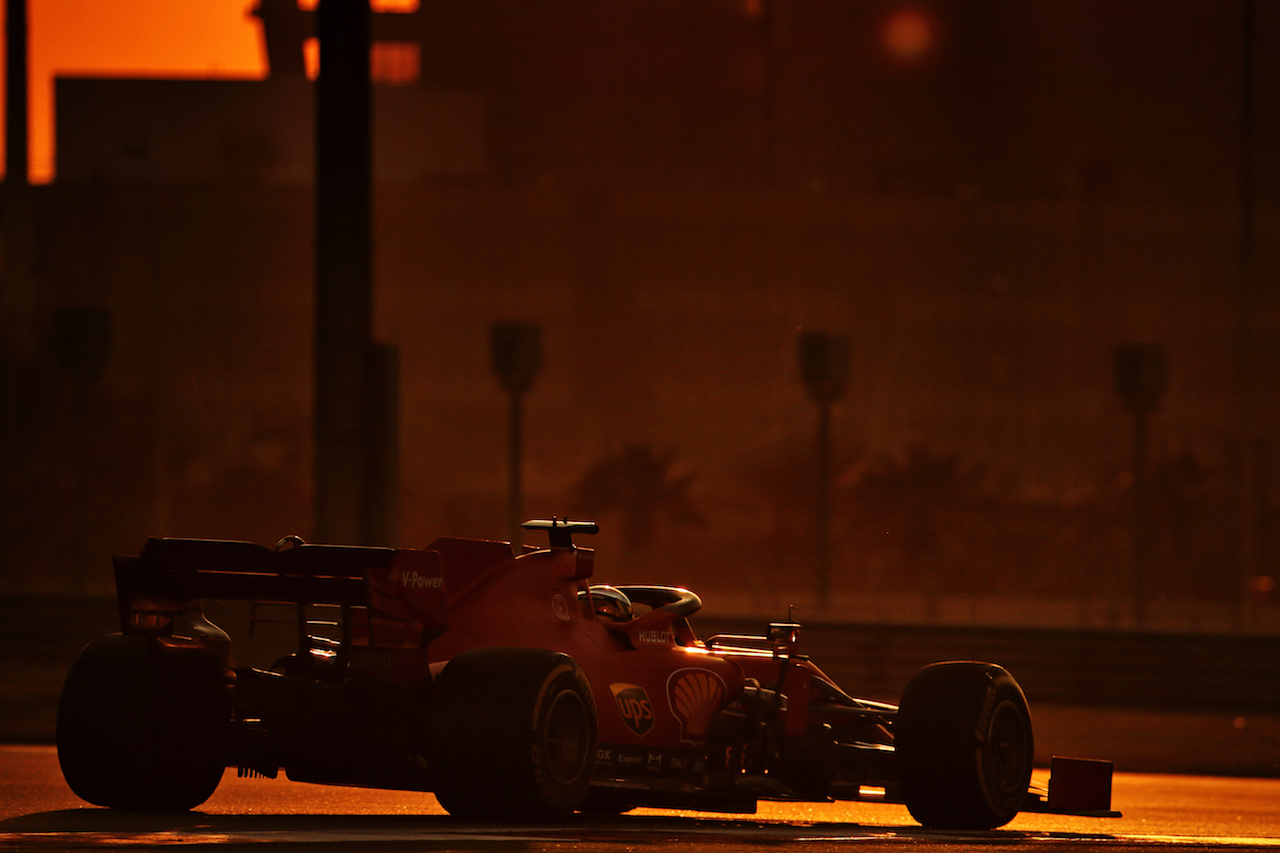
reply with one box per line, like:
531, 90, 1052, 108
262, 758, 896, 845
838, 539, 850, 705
610, 683, 654, 737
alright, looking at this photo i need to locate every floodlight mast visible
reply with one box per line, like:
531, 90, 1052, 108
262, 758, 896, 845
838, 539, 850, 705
493, 323, 543, 553
1113, 342, 1167, 626
798, 332, 850, 610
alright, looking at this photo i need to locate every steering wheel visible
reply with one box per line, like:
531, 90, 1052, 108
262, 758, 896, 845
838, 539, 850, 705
616, 585, 702, 619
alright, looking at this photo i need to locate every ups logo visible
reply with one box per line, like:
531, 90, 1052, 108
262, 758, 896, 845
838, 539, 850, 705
610, 683, 654, 737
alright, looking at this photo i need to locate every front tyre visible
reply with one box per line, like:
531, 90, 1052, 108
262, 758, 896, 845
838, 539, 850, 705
57, 634, 229, 810
428, 648, 596, 820
895, 661, 1033, 830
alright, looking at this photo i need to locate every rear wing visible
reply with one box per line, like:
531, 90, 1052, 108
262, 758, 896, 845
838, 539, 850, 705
114, 537, 449, 654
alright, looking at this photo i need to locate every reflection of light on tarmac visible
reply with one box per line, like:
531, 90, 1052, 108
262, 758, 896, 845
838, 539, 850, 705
204, 771, 446, 816
5, 748, 1280, 847
633, 799, 917, 825
1129, 838, 1280, 848
223, 832, 556, 843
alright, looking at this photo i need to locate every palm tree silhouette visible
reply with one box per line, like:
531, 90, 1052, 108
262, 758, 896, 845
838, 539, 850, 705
572, 443, 703, 552
845, 443, 986, 609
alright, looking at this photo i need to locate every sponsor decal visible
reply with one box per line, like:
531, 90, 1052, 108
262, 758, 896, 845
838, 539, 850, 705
401, 570, 443, 589
610, 683, 655, 737
551, 593, 570, 621
636, 628, 673, 645
595, 744, 700, 777
667, 668, 727, 743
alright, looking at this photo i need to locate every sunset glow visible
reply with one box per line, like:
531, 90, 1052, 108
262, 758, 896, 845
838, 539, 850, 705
4, 1, 265, 182
881, 7, 937, 63
4, 0, 427, 182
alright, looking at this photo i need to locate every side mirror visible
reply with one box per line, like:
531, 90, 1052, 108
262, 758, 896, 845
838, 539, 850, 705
768, 621, 801, 657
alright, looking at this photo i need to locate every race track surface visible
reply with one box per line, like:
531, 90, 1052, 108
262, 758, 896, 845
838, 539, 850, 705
1, 745, 1277, 851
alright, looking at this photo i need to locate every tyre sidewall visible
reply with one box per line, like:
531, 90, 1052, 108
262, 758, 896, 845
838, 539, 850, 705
895, 661, 1033, 829
528, 661, 595, 811
427, 648, 597, 820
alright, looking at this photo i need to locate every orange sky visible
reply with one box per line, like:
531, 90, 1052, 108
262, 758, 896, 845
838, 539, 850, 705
5, 0, 267, 182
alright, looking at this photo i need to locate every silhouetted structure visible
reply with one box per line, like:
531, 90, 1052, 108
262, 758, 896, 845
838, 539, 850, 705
1, 2, 1276, 629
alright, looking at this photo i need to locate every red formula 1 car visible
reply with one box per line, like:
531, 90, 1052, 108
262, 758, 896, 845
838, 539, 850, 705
57, 519, 1115, 829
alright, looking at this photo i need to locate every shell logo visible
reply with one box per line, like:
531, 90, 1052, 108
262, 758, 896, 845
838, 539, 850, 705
667, 669, 726, 743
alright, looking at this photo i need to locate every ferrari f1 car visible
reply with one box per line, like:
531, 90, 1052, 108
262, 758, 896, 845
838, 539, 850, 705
57, 519, 1115, 829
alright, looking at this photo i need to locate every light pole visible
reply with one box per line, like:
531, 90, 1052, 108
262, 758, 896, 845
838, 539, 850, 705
798, 331, 850, 609
1113, 342, 1167, 626
491, 322, 542, 553
1236, 0, 1260, 630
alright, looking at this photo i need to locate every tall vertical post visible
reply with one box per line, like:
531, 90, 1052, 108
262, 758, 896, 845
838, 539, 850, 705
1130, 405, 1150, 623
798, 331, 850, 610
2, 0, 33, 549
491, 323, 542, 553
313, 0, 378, 544
4, 0, 27, 188
815, 396, 833, 601
1113, 343, 1167, 627
3, 0, 33, 356
508, 389, 525, 549
1236, 0, 1259, 629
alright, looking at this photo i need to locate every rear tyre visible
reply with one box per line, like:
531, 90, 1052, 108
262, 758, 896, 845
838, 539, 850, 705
57, 634, 228, 810
428, 648, 596, 820
895, 661, 1033, 830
